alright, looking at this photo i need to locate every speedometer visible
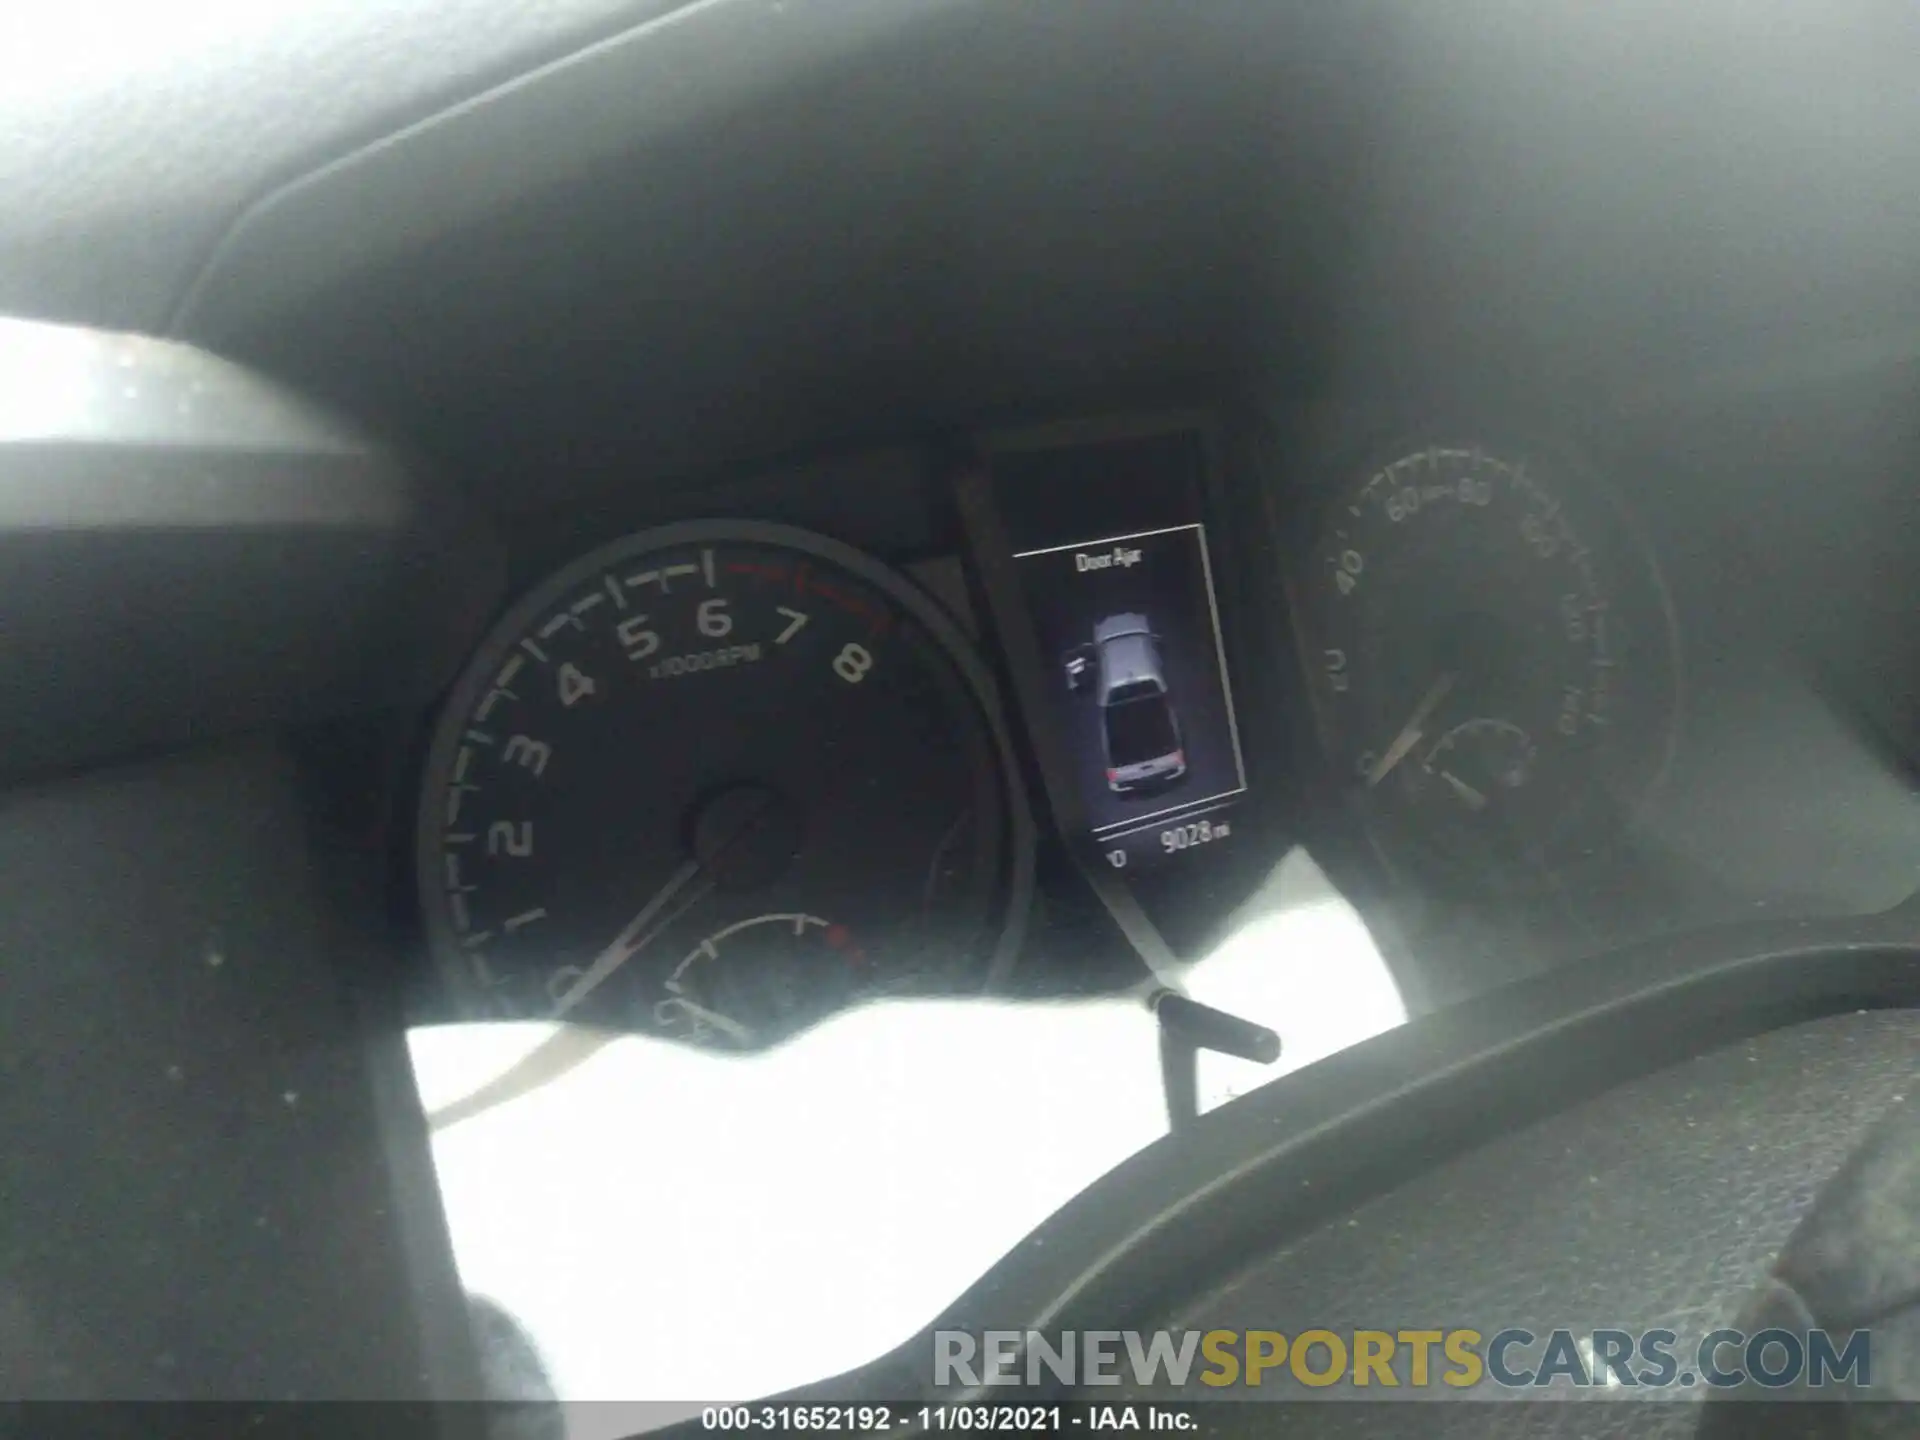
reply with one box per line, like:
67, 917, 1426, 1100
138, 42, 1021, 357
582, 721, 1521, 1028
1300, 443, 1680, 885
416, 521, 1031, 1046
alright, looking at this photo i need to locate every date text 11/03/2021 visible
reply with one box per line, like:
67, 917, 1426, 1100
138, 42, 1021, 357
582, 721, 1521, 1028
701, 1404, 1195, 1432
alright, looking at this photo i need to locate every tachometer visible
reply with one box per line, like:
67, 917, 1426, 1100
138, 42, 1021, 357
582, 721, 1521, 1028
1300, 444, 1679, 885
416, 521, 1030, 1045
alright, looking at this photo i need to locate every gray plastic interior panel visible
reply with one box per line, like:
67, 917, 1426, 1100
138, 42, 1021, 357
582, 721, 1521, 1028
0, 316, 497, 782
0, 739, 477, 1406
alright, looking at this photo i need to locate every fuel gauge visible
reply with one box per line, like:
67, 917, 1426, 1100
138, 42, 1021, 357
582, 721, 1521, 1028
654, 914, 864, 1049
1422, 718, 1538, 813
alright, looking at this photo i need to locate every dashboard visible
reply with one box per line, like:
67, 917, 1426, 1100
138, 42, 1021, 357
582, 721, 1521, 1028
5, 0, 1920, 1414
373, 376, 1920, 1046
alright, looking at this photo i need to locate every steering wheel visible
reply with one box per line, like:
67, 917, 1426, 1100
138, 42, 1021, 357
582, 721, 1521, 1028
1697, 1098, 1919, 1436
752, 910, 1920, 1435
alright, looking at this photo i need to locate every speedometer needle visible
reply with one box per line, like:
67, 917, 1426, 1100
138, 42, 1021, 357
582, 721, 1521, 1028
549, 856, 707, 1021
1366, 672, 1456, 786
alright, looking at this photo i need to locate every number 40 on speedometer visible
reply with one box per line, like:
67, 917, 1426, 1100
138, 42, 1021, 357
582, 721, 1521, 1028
1300, 442, 1680, 887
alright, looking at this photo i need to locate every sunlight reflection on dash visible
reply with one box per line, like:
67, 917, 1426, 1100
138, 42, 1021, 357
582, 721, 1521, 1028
1182, 846, 1409, 1112
406, 847, 1404, 1420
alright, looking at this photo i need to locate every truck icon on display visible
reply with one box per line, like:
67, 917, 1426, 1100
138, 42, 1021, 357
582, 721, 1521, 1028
1065, 613, 1188, 793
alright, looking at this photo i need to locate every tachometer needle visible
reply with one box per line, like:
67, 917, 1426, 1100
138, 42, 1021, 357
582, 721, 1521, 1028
549, 856, 706, 1021
429, 876, 716, 1133
1366, 672, 1456, 786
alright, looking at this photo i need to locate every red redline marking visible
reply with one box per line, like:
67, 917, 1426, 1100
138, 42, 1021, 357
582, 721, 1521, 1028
824, 924, 866, 966
733, 557, 891, 628
810, 579, 877, 623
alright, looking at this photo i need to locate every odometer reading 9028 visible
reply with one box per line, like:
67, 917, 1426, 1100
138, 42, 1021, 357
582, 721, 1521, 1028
416, 522, 1025, 1048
